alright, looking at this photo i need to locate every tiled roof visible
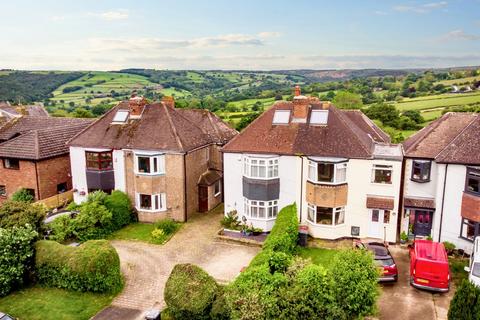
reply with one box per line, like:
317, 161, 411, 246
403, 112, 478, 162
198, 169, 222, 186
68, 101, 237, 152
366, 196, 395, 210
222, 101, 391, 159
404, 197, 435, 209
0, 102, 49, 118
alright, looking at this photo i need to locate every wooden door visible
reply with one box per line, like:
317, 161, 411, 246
198, 185, 208, 212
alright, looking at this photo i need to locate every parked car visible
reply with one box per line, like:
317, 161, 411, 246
0, 312, 16, 320
409, 239, 450, 292
355, 241, 398, 282
464, 236, 480, 287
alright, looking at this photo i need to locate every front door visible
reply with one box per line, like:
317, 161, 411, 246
414, 210, 433, 236
369, 209, 391, 240
198, 185, 208, 213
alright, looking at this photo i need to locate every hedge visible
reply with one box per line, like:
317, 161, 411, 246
35, 240, 122, 293
448, 279, 480, 320
164, 264, 219, 319
0, 200, 46, 233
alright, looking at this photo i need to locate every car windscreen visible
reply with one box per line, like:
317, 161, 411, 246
375, 258, 394, 267
473, 262, 480, 277
1, 316, 14, 320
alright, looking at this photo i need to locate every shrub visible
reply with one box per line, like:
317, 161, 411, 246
443, 241, 456, 252
71, 202, 113, 241
151, 228, 166, 240
0, 225, 38, 296
210, 286, 230, 320
11, 188, 35, 203
263, 204, 298, 254
267, 251, 292, 274
330, 249, 379, 319
0, 200, 46, 232
86, 190, 108, 204
35, 240, 122, 293
164, 264, 219, 319
221, 210, 241, 230
448, 279, 480, 320
48, 215, 75, 242
104, 190, 134, 230
154, 218, 179, 235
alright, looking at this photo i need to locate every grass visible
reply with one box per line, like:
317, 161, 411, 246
436, 76, 480, 86
298, 247, 339, 269
394, 91, 480, 111
449, 256, 469, 287
107, 221, 181, 244
0, 286, 115, 320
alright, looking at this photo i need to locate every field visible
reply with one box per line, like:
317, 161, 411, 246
436, 76, 480, 86
394, 91, 480, 111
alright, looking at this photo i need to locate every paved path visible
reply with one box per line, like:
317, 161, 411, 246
376, 246, 454, 320
101, 208, 259, 318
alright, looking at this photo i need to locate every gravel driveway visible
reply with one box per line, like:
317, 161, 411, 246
94, 207, 259, 319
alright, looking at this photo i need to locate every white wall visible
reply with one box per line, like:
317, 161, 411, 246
113, 149, 126, 191
403, 159, 438, 199
70, 146, 88, 203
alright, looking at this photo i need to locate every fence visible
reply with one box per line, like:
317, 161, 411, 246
35, 190, 73, 210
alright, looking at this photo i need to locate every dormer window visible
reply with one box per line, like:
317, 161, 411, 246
112, 110, 129, 124
310, 110, 329, 125
411, 160, 431, 183
272, 110, 290, 125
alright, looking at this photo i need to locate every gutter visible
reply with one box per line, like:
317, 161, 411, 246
299, 156, 304, 222
397, 157, 406, 243
34, 161, 40, 200
183, 153, 187, 222
438, 164, 448, 242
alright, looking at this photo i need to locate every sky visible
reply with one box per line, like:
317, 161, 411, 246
1, 0, 479, 70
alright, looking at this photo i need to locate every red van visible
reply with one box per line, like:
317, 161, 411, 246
410, 240, 450, 292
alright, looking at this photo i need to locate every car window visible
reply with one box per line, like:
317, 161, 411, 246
1, 316, 14, 320
473, 262, 480, 277
375, 258, 394, 267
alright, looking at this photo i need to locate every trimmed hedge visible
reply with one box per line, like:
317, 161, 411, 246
448, 279, 480, 320
35, 240, 122, 293
164, 264, 219, 319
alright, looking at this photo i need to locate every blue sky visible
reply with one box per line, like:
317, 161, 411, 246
1, 0, 479, 70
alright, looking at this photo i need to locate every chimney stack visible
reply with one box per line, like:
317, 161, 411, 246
162, 96, 175, 108
129, 95, 147, 118
292, 86, 309, 122
294, 85, 301, 96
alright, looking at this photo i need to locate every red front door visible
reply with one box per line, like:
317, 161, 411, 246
198, 185, 208, 212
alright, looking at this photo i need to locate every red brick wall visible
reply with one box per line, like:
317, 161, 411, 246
36, 155, 72, 200
461, 192, 480, 222
0, 159, 38, 204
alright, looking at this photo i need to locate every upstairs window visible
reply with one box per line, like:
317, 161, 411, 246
135, 153, 165, 175
244, 157, 279, 179
3, 158, 19, 170
466, 167, 480, 196
308, 161, 347, 184
272, 110, 290, 125
372, 164, 393, 184
86, 151, 113, 170
411, 160, 431, 182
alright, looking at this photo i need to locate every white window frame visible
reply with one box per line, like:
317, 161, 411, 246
272, 110, 290, 125
244, 198, 278, 220
307, 204, 345, 226
136, 193, 166, 212
371, 164, 393, 184
214, 180, 221, 197
307, 160, 347, 185
243, 156, 279, 180
134, 152, 165, 175
310, 110, 329, 125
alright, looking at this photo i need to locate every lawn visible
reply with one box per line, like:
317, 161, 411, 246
298, 247, 339, 269
107, 222, 181, 244
0, 286, 115, 320
394, 91, 480, 111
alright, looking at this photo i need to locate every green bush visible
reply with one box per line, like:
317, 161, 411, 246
164, 264, 219, 319
0, 225, 38, 296
151, 228, 166, 240
104, 190, 134, 230
448, 279, 480, 320
48, 215, 75, 242
262, 204, 298, 254
443, 241, 456, 252
221, 210, 241, 230
267, 250, 292, 274
11, 188, 35, 203
154, 218, 179, 235
210, 286, 230, 320
86, 190, 108, 204
330, 249, 379, 319
72, 202, 113, 241
35, 240, 122, 293
0, 200, 46, 232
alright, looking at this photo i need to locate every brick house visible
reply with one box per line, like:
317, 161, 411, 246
401, 112, 480, 254
0, 116, 92, 203
222, 87, 403, 242
68, 96, 237, 222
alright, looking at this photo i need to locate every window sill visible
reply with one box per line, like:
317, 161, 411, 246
307, 220, 345, 228
135, 172, 166, 176
136, 207, 167, 213
371, 182, 393, 186
214, 192, 221, 197
86, 168, 114, 172
3, 167, 19, 170
307, 180, 347, 186
459, 236, 475, 243
464, 190, 480, 197
248, 217, 277, 222
411, 178, 431, 183
243, 175, 279, 181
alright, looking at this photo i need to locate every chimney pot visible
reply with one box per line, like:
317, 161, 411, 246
294, 85, 301, 96
162, 96, 175, 108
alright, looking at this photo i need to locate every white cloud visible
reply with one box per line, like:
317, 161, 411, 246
88, 9, 129, 21
393, 1, 447, 13
374, 10, 388, 15
437, 29, 480, 41
257, 31, 281, 38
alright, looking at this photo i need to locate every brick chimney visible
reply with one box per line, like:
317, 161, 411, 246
15, 105, 27, 115
292, 86, 309, 122
129, 94, 147, 118
162, 96, 175, 108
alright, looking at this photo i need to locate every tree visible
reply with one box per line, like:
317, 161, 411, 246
448, 279, 480, 320
364, 103, 400, 127
72, 108, 94, 118
332, 91, 363, 109
236, 112, 261, 131
0, 200, 46, 232
402, 110, 424, 124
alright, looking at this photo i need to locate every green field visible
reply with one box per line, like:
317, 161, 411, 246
394, 91, 480, 111
436, 76, 480, 86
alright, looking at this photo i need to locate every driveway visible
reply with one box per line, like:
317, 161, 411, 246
95, 207, 259, 319
376, 246, 454, 320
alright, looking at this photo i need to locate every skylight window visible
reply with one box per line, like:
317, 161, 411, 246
310, 110, 329, 125
112, 110, 129, 124
272, 110, 290, 124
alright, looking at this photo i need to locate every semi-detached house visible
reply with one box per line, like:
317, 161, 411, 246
222, 87, 403, 242
68, 96, 237, 222
402, 112, 480, 254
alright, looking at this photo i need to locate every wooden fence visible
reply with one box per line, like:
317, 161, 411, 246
35, 190, 73, 210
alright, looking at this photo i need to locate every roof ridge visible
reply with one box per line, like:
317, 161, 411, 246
403, 113, 450, 154
357, 111, 391, 143
163, 103, 184, 150
206, 111, 221, 138
435, 114, 479, 160
174, 108, 216, 141
332, 107, 372, 156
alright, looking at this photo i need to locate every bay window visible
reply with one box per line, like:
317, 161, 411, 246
411, 160, 431, 182
307, 205, 345, 226
244, 198, 278, 220
308, 160, 347, 184
243, 157, 279, 179
465, 167, 480, 196
135, 153, 165, 175
85, 151, 112, 170
136, 193, 166, 212
372, 164, 393, 184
